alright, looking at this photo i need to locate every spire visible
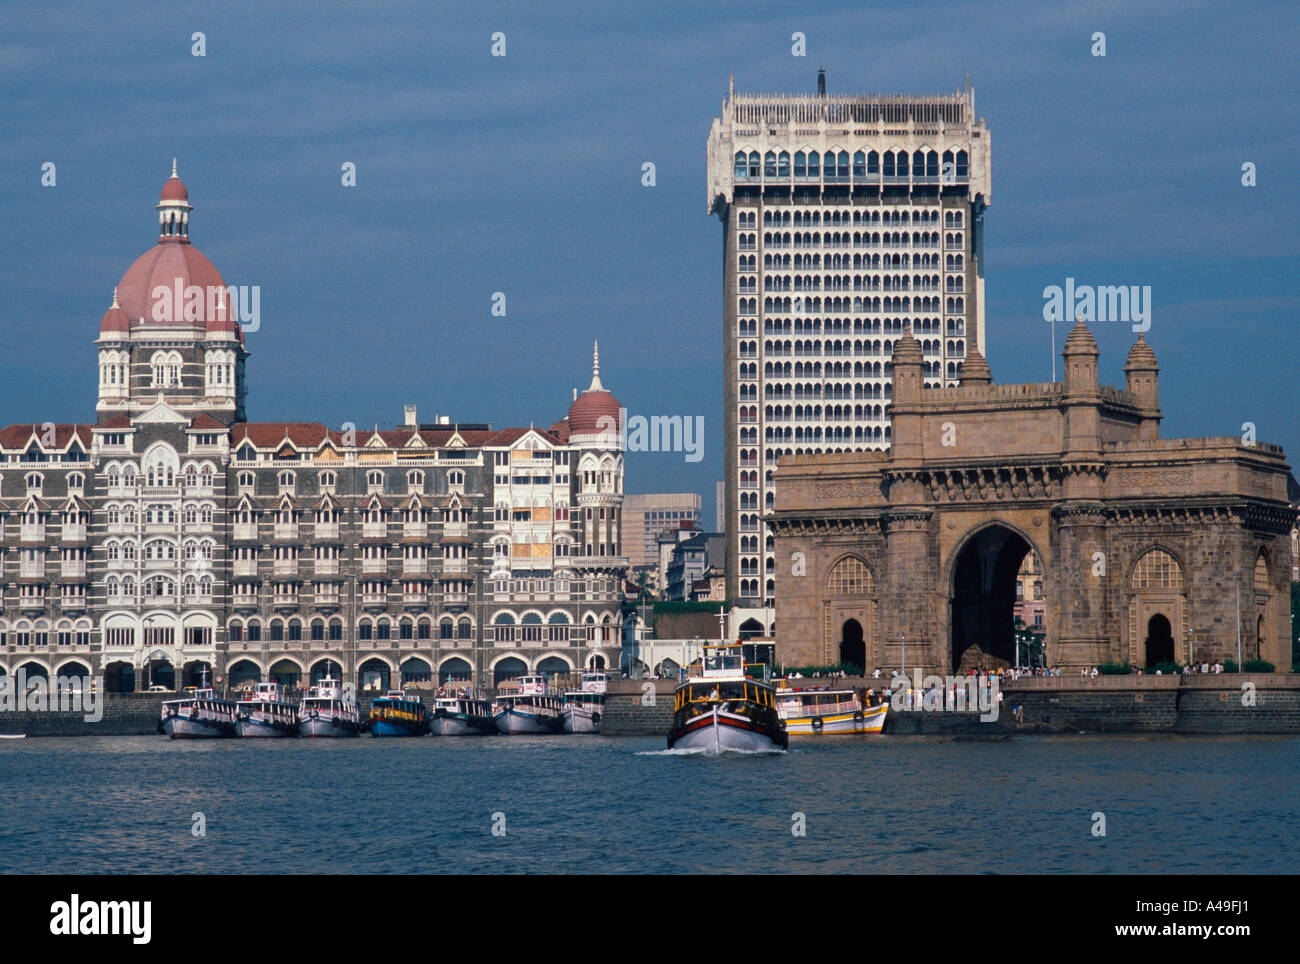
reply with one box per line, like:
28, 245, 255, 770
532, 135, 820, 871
171, 157, 178, 179
588, 340, 604, 392
110, 286, 120, 310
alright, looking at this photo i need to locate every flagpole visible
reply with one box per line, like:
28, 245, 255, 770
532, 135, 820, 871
1235, 586, 1241, 669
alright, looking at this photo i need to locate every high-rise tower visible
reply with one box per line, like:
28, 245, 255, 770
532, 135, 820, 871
707, 73, 991, 606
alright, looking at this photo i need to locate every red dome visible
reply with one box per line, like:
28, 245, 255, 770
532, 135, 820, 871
568, 389, 622, 436
115, 242, 243, 343
160, 176, 189, 202
99, 291, 130, 336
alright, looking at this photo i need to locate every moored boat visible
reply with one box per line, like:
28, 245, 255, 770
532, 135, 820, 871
235, 681, 299, 738
368, 688, 428, 736
561, 671, 608, 734
667, 644, 787, 752
160, 685, 238, 739
429, 691, 495, 736
493, 675, 563, 734
297, 676, 362, 738
774, 684, 887, 735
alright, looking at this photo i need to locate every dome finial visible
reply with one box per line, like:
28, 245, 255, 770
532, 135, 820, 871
171, 157, 178, 179
110, 286, 119, 309
588, 340, 604, 392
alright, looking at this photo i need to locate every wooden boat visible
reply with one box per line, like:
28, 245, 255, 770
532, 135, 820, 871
667, 644, 787, 752
368, 689, 428, 736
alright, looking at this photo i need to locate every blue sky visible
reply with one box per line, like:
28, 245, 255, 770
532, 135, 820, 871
1, 0, 1296, 528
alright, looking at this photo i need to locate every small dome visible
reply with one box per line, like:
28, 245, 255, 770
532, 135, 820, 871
1063, 319, 1099, 355
889, 326, 923, 364
98, 288, 130, 336
567, 342, 622, 439
959, 347, 993, 386
1124, 333, 1158, 371
160, 157, 189, 202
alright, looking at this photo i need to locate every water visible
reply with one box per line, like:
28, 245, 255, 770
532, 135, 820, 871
1, 734, 1296, 874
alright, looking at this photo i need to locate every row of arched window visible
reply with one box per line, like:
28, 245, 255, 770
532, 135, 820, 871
734, 149, 970, 181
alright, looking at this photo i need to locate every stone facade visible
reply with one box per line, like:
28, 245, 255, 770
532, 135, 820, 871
770, 322, 1293, 674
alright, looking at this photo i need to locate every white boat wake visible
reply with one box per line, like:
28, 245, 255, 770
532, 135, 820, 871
637, 746, 786, 758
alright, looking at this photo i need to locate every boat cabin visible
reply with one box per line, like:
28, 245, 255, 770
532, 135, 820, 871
674, 678, 775, 713
774, 688, 860, 718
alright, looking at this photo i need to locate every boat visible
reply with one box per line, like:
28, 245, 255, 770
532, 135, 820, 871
561, 671, 608, 734
235, 681, 299, 738
429, 690, 495, 736
368, 688, 428, 736
493, 675, 564, 734
297, 676, 362, 737
666, 644, 788, 752
0, 734, 26, 740
774, 683, 887, 735
158, 674, 238, 739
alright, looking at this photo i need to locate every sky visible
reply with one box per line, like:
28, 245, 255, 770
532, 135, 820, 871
1, 0, 1297, 529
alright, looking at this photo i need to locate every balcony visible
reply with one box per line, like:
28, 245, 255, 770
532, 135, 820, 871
61, 562, 87, 579
360, 590, 388, 608
273, 524, 299, 542
233, 589, 259, 609
234, 523, 258, 541
362, 523, 388, 540
362, 557, 389, 576
272, 590, 299, 609
313, 560, 339, 577
402, 559, 427, 577
402, 523, 428, 540
313, 589, 341, 609
403, 591, 428, 608
272, 560, 299, 578
315, 522, 340, 541
20, 524, 46, 543
62, 524, 87, 542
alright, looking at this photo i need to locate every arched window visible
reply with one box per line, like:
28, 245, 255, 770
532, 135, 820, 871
827, 556, 873, 595
1131, 549, 1183, 589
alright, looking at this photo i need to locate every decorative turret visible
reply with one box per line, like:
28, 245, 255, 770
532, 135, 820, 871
1062, 316, 1099, 395
157, 158, 192, 242
958, 346, 992, 387
889, 325, 924, 402
1123, 333, 1161, 440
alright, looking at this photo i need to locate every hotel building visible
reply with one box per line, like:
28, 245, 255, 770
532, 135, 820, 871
707, 71, 991, 606
0, 168, 628, 694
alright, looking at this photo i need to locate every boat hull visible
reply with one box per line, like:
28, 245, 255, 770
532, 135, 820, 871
494, 707, 563, 734
430, 713, 494, 736
561, 704, 601, 734
298, 715, 362, 738
236, 718, 297, 738
783, 704, 888, 736
668, 706, 787, 752
369, 719, 426, 737
161, 715, 234, 739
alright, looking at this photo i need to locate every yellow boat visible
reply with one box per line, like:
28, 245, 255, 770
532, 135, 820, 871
774, 684, 887, 735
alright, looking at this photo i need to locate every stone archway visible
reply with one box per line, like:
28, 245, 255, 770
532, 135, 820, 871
950, 524, 1035, 671
838, 619, 865, 671
1144, 613, 1174, 666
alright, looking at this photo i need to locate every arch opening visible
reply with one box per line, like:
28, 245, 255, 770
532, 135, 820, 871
951, 525, 1037, 672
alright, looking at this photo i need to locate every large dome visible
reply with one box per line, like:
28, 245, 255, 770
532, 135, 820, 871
102, 164, 243, 343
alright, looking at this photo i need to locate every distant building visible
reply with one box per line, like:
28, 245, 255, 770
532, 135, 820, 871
663, 530, 727, 601
623, 493, 702, 570
1013, 550, 1046, 636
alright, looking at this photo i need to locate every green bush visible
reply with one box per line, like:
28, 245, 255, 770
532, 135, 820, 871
1098, 662, 1131, 675
1146, 660, 1183, 674
1224, 658, 1274, 673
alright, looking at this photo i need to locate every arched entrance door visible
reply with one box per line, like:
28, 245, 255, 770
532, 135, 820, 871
838, 619, 865, 672
951, 525, 1034, 672
1144, 613, 1174, 666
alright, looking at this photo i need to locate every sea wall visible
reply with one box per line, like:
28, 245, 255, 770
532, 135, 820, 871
599, 674, 1300, 736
